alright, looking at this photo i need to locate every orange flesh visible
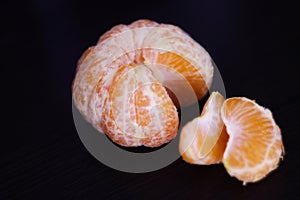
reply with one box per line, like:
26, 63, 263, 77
144, 51, 208, 106
179, 92, 229, 165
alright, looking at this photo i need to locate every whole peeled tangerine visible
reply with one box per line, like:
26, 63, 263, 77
72, 19, 213, 147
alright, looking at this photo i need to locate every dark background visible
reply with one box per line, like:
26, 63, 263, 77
1, 0, 299, 199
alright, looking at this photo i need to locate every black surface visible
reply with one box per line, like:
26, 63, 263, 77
1, 0, 299, 199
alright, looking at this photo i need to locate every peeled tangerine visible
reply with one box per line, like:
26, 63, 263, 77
179, 93, 284, 185
72, 19, 213, 147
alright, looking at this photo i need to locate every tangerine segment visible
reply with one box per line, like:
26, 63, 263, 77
179, 92, 229, 165
142, 23, 213, 94
102, 64, 179, 147
221, 97, 284, 184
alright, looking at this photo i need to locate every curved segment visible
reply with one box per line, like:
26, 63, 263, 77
142, 23, 213, 103
221, 97, 284, 183
179, 92, 228, 165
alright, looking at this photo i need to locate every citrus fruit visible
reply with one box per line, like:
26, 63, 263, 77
72, 19, 214, 147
